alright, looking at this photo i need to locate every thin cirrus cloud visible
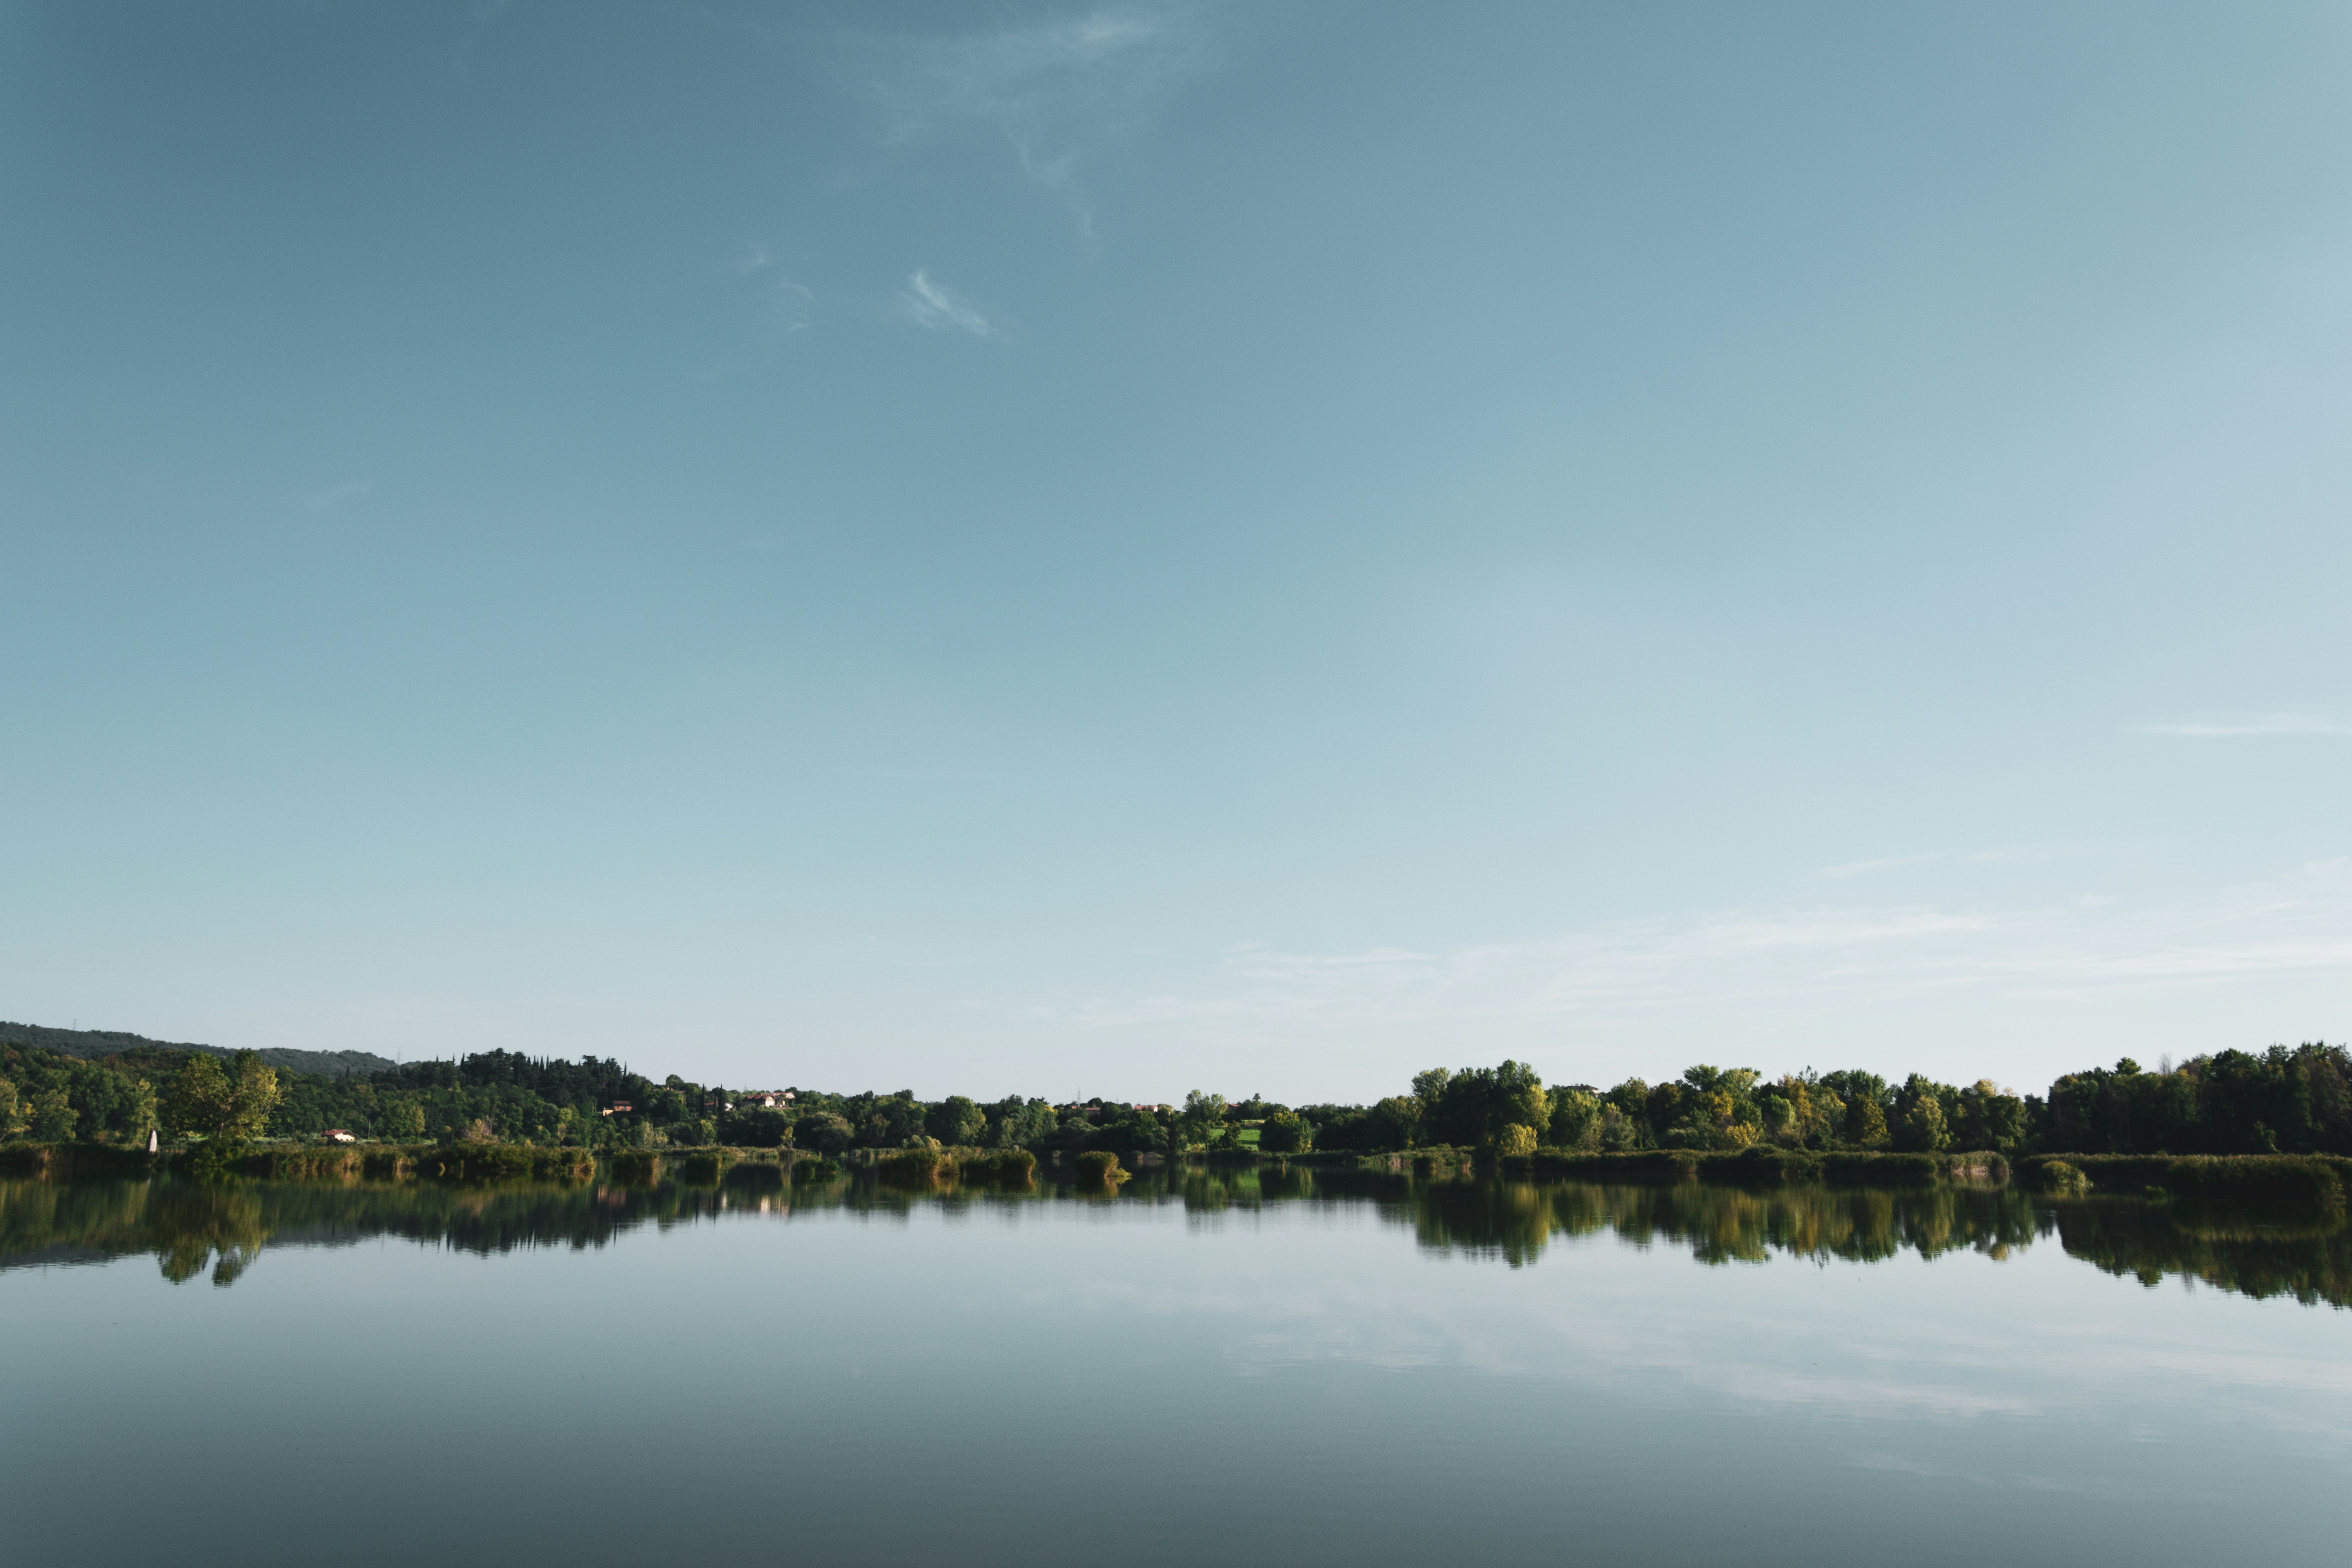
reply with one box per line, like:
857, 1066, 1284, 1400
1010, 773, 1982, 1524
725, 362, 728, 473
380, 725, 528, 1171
2140, 713, 2350, 737
1025, 861, 2352, 1049
846, 4, 1221, 232
766, 278, 817, 334
897, 269, 995, 337
723, 240, 777, 277
722, 242, 816, 334
1808, 844, 2127, 880
722, 248, 983, 340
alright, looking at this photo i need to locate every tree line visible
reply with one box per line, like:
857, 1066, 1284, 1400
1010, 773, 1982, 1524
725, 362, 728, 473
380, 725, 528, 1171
1342, 1048, 2351, 1159
4, 1037, 2349, 1159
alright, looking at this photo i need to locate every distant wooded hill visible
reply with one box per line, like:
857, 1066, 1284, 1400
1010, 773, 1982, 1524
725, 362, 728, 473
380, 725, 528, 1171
0, 1021, 399, 1080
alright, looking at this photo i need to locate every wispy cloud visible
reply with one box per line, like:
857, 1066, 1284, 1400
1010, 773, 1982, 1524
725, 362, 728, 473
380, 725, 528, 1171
897, 269, 995, 337
846, 5, 1223, 236
766, 278, 817, 334
724, 241, 777, 278
722, 243, 817, 334
1809, 844, 2134, 880
1021, 862, 2352, 1048
2141, 713, 2350, 737
826, 763, 996, 783
450, 0, 519, 84
1810, 853, 1951, 882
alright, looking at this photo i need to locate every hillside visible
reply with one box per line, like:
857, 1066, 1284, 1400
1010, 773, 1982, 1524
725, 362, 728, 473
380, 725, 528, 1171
0, 1020, 399, 1079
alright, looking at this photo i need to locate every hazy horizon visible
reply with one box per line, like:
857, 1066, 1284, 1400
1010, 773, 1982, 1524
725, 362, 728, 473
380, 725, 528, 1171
6, 2, 2352, 1101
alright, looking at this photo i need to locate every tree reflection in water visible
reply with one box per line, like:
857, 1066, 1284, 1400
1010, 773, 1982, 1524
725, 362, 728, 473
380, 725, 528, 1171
2, 1165, 2345, 1307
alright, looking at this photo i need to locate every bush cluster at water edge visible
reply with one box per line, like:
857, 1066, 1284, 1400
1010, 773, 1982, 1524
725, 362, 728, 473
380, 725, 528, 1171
871, 1145, 1038, 1185
1073, 1150, 1129, 1185
2016, 1153, 2347, 1205
1508, 1147, 2006, 1187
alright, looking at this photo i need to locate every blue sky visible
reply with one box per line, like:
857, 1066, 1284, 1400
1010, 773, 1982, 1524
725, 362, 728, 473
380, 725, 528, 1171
5, 2, 2351, 1100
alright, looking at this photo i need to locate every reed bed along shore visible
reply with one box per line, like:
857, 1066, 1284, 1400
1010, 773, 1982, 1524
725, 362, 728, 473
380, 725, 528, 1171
2013, 1152, 2348, 1205
873, 1146, 1040, 1185
0, 1138, 2344, 1207
0, 1140, 601, 1182
1511, 1147, 2007, 1187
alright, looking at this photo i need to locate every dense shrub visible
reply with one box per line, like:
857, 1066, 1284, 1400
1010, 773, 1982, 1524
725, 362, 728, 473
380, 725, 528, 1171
2044, 1046, 2352, 1156
877, 1147, 950, 1183
1260, 1110, 1311, 1154
2020, 1153, 2345, 1206
2034, 1160, 2091, 1194
1073, 1149, 1128, 1183
676, 1150, 737, 1185
405, 1144, 594, 1181
606, 1151, 662, 1185
726, 1107, 793, 1148
955, 1149, 1037, 1183
792, 1112, 855, 1156
924, 1096, 987, 1146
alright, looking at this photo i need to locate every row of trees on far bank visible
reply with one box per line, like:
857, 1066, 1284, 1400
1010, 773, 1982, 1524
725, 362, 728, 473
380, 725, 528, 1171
5, 1038, 2350, 1160
1318, 1047, 2350, 1160
0, 1044, 282, 1146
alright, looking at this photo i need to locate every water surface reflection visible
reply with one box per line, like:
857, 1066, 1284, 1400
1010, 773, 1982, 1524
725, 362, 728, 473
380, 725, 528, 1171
3, 1164, 2345, 1307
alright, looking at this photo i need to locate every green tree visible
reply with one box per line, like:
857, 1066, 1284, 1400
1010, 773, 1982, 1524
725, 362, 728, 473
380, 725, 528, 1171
987, 1096, 1058, 1148
1761, 1076, 1840, 1147
843, 1090, 924, 1147
1601, 1079, 1654, 1144
1799, 1082, 1847, 1148
1546, 1089, 1602, 1149
1495, 1122, 1537, 1158
120, 1076, 158, 1145
29, 1086, 78, 1142
926, 1095, 986, 1146
794, 1111, 854, 1155
1260, 1109, 1310, 1153
1844, 1093, 1889, 1149
728, 1107, 792, 1147
162, 1051, 282, 1142
1954, 1080, 2026, 1151
0, 1077, 24, 1140
1422, 1061, 1551, 1149
1900, 1093, 1951, 1152
1363, 1095, 1422, 1149
1664, 1067, 1764, 1148
1176, 1091, 1227, 1151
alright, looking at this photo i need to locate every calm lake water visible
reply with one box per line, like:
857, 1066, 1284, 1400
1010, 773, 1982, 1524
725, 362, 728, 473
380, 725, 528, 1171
5, 1164, 2348, 1566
